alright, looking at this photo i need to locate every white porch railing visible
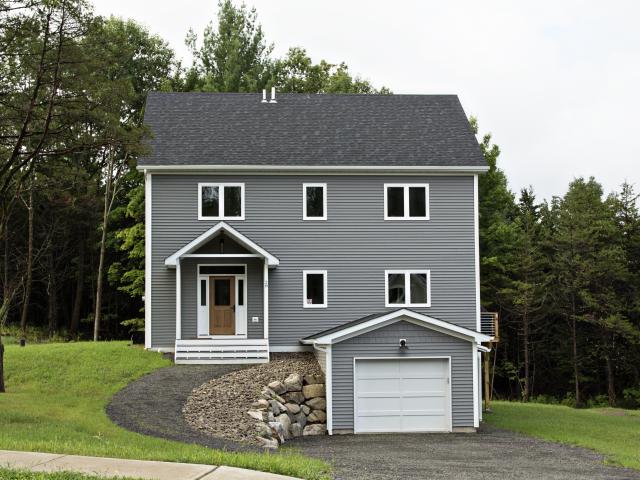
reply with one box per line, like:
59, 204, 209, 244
174, 338, 269, 364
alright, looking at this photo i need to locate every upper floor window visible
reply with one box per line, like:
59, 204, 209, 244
198, 183, 245, 220
303, 183, 327, 220
303, 270, 327, 308
385, 270, 431, 307
384, 184, 429, 220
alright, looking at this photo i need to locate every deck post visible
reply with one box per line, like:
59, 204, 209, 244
263, 259, 269, 339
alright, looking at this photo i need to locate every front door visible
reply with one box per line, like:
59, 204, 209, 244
209, 276, 235, 335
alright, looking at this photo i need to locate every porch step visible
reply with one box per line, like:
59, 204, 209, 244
174, 339, 270, 364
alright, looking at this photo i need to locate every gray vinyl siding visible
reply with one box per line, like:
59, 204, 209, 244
179, 257, 264, 340
331, 320, 474, 429
150, 174, 477, 348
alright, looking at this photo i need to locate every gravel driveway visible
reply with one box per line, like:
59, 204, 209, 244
288, 425, 640, 480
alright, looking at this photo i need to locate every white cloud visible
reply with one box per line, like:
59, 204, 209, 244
93, 0, 640, 201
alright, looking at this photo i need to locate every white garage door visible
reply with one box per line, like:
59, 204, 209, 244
354, 358, 451, 433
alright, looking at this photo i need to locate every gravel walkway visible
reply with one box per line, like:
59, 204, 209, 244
107, 363, 254, 451
184, 353, 323, 444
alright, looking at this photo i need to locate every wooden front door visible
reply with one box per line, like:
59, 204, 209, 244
209, 276, 235, 335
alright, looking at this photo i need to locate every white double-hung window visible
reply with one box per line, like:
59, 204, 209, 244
385, 270, 431, 307
198, 183, 245, 220
384, 184, 429, 220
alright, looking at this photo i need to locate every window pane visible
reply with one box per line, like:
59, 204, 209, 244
238, 279, 244, 306
202, 186, 219, 217
410, 273, 428, 304
199, 266, 245, 275
306, 273, 325, 305
387, 273, 405, 304
306, 186, 324, 217
200, 280, 207, 306
214, 279, 231, 306
224, 186, 242, 217
409, 187, 426, 217
387, 187, 404, 217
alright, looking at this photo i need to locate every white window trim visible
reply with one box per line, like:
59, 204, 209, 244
384, 269, 431, 307
302, 183, 327, 221
303, 270, 328, 308
198, 182, 245, 220
383, 183, 430, 220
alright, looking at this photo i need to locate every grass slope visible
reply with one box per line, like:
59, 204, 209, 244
0, 468, 140, 480
485, 401, 640, 470
0, 342, 330, 480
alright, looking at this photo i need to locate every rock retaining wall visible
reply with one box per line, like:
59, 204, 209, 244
248, 373, 327, 448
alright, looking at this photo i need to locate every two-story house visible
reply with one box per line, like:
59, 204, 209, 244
138, 90, 492, 434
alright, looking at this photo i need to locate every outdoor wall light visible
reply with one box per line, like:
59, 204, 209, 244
399, 338, 408, 349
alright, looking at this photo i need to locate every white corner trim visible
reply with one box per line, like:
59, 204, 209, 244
302, 183, 327, 221
303, 309, 491, 345
175, 258, 181, 340
263, 259, 269, 340
137, 164, 491, 174
383, 183, 430, 220
472, 342, 480, 428
197, 182, 245, 221
303, 270, 328, 308
384, 269, 431, 308
164, 221, 279, 267
474, 174, 481, 332
144, 172, 152, 349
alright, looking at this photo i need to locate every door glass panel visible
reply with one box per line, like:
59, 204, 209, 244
388, 273, 405, 304
201, 186, 219, 217
410, 273, 428, 304
306, 186, 324, 217
200, 266, 245, 275
387, 187, 404, 217
224, 186, 242, 217
408, 187, 426, 217
214, 279, 231, 305
306, 273, 325, 305
200, 279, 207, 306
238, 279, 244, 306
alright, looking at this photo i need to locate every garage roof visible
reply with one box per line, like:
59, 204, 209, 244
301, 309, 491, 345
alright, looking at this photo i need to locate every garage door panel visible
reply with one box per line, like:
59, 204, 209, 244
355, 358, 451, 433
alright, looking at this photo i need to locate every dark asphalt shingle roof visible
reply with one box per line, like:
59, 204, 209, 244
139, 92, 486, 168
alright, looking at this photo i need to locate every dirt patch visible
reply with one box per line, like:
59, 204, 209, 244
183, 353, 323, 444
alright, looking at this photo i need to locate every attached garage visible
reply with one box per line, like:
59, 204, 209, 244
302, 309, 491, 434
354, 358, 451, 433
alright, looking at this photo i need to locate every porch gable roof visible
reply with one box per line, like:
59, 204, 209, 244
164, 222, 280, 267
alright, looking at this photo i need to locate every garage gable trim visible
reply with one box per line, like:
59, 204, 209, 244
302, 309, 491, 345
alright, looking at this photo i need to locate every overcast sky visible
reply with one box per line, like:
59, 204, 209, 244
93, 0, 640, 202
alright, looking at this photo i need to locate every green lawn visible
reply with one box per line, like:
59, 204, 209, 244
0, 468, 140, 480
0, 342, 330, 480
484, 400, 640, 470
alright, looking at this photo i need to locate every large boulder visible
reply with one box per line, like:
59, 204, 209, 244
269, 399, 286, 415
303, 424, 327, 436
261, 387, 276, 399
284, 373, 303, 392
304, 374, 325, 385
256, 436, 278, 449
305, 397, 326, 411
294, 411, 307, 428
284, 403, 301, 415
255, 422, 272, 438
284, 391, 305, 404
276, 413, 292, 439
308, 410, 327, 423
269, 421, 286, 443
302, 383, 325, 399
251, 398, 269, 410
301, 404, 311, 415
247, 410, 265, 421
268, 380, 287, 395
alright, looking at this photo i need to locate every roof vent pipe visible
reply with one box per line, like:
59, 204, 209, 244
269, 86, 277, 104
261, 89, 267, 103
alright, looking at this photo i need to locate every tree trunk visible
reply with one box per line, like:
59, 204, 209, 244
605, 354, 616, 407
70, 239, 85, 338
47, 253, 57, 338
523, 309, 530, 402
93, 160, 113, 341
570, 298, 581, 407
19, 188, 34, 336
